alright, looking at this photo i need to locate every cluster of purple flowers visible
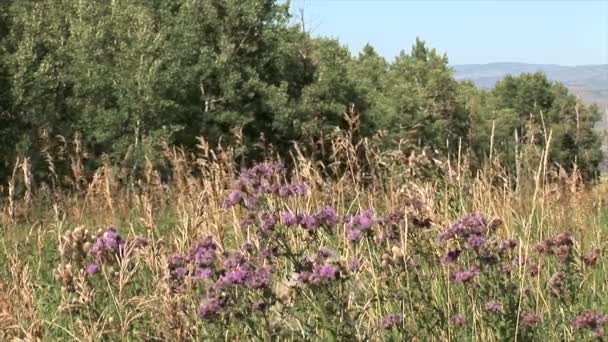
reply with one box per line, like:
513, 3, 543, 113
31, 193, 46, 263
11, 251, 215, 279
572, 310, 608, 338
381, 314, 403, 330
438, 214, 494, 244
195, 250, 274, 320
86, 227, 148, 275
277, 184, 308, 198
279, 207, 339, 232
298, 248, 342, 285
535, 232, 575, 263
346, 210, 375, 242
449, 265, 480, 284
519, 311, 542, 328
483, 301, 503, 315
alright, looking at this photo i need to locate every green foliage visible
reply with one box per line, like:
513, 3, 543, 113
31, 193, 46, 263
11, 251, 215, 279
0, 1, 602, 183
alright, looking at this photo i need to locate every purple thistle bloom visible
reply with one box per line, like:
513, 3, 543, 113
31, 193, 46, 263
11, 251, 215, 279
86, 263, 99, 275
223, 252, 247, 269
439, 214, 490, 243
299, 214, 319, 231
347, 228, 363, 242
224, 265, 250, 285
316, 207, 339, 226
309, 263, 339, 284
244, 197, 259, 210
484, 301, 503, 315
520, 311, 542, 328
440, 249, 461, 265
90, 227, 125, 260
450, 265, 480, 283
193, 267, 213, 280
582, 248, 601, 267
466, 235, 486, 250
247, 266, 272, 290
260, 212, 278, 232
572, 310, 608, 337
381, 314, 403, 330
449, 314, 465, 327
198, 297, 223, 320
548, 272, 566, 297
223, 190, 243, 208
190, 237, 217, 268
282, 212, 298, 226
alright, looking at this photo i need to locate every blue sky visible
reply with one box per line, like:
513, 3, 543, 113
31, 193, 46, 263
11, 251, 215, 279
287, 0, 608, 66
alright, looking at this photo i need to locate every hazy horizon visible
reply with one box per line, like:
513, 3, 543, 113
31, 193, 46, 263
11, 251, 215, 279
288, 0, 608, 66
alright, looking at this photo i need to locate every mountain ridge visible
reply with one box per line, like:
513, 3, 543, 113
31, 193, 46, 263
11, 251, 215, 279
451, 62, 608, 109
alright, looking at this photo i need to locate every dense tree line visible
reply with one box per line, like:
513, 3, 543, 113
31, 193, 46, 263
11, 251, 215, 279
0, 0, 603, 184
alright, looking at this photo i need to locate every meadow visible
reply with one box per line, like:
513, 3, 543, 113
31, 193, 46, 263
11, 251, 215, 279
1, 129, 607, 341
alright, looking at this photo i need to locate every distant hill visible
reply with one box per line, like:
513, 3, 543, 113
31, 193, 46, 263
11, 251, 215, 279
452, 63, 608, 110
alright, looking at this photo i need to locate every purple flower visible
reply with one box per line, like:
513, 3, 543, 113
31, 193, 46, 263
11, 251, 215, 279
260, 212, 278, 232
224, 265, 250, 285
198, 297, 223, 320
449, 314, 465, 327
381, 314, 402, 329
86, 263, 99, 275
316, 207, 339, 226
548, 272, 565, 297
347, 228, 363, 242
299, 215, 319, 231
466, 235, 486, 250
572, 310, 608, 337
582, 248, 601, 267
520, 311, 542, 328
247, 266, 272, 290
190, 237, 217, 268
440, 249, 461, 265
450, 265, 480, 283
90, 227, 125, 260
278, 184, 308, 198
223, 191, 243, 208
193, 268, 213, 280
282, 212, 298, 226
244, 197, 259, 210
438, 214, 490, 243
309, 263, 339, 284
483, 301, 503, 315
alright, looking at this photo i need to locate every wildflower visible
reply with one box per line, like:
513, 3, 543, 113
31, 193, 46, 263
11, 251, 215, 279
483, 301, 503, 315
317, 247, 337, 261
572, 310, 608, 338
247, 266, 272, 290
309, 263, 339, 284
381, 314, 403, 330
438, 214, 490, 243
282, 212, 298, 226
520, 311, 542, 328
193, 268, 213, 280
547, 272, 565, 297
260, 212, 278, 232
582, 248, 601, 267
466, 235, 486, 250
244, 197, 259, 210
198, 297, 223, 320
450, 265, 480, 283
224, 265, 251, 285
346, 210, 375, 242
440, 249, 461, 265
190, 237, 217, 268
316, 207, 339, 226
90, 227, 125, 260
86, 263, 99, 275
449, 314, 465, 327
223, 191, 243, 208
278, 184, 308, 198
299, 214, 319, 231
